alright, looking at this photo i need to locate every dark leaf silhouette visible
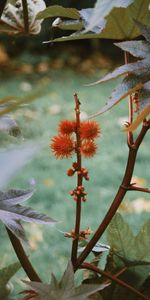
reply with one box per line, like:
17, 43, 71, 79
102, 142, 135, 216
21, 261, 109, 299
0, 189, 57, 241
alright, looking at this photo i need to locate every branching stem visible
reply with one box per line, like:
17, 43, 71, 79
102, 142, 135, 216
82, 263, 150, 300
74, 122, 149, 270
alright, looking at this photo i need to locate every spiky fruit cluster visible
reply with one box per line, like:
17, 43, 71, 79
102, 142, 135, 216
50, 119, 100, 159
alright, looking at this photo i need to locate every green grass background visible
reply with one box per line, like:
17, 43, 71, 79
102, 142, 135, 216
0, 53, 149, 297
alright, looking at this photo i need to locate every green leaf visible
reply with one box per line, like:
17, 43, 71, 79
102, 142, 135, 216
107, 213, 135, 262
21, 261, 109, 300
46, 0, 150, 43
0, 261, 21, 298
0, 189, 57, 241
52, 18, 83, 31
107, 213, 150, 287
36, 5, 80, 20
83, 0, 134, 34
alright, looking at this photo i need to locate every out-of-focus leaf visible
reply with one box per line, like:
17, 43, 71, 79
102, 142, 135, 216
124, 104, 150, 132
79, 242, 110, 253
0, 143, 42, 188
36, 5, 80, 20
136, 22, 150, 42
46, 0, 150, 42
0, 0, 46, 35
20, 261, 109, 299
0, 261, 21, 299
83, 0, 134, 34
52, 18, 83, 31
0, 188, 57, 241
0, 114, 21, 137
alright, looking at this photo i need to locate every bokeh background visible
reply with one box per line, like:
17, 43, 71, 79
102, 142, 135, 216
0, 0, 149, 297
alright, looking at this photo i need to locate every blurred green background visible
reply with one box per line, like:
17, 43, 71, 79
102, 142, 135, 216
0, 3, 149, 296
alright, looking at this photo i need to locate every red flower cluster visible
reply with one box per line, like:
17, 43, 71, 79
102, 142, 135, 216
50, 119, 100, 159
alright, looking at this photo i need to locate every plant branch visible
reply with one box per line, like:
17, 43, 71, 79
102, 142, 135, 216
124, 51, 134, 146
0, 0, 7, 18
6, 228, 41, 282
127, 185, 150, 193
75, 123, 149, 270
81, 263, 150, 300
22, 0, 29, 33
71, 94, 83, 265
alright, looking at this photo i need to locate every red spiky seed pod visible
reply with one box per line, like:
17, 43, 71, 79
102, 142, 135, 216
80, 120, 101, 140
81, 140, 97, 158
50, 135, 74, 159
59, 120, 76, 135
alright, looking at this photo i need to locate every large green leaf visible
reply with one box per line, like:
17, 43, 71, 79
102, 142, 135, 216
46, 0, 150, 42
0, 189, 57, 241
83, 0, 134, 34
0, 261, 21, 299
20, 261, 109, 300
107, 213, 150, 287
36, 5, 80, 20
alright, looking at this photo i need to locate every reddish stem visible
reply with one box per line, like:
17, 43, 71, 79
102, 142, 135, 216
82, 263, 150, 300
124, 51, 134, 146
71, 94, 83, 265
7, 228, 41, 282
75, 123, 149, 270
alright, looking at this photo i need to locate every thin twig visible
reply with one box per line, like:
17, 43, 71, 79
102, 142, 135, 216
82, 263, 150, 300
22, 0, 29, 33
6, 228, 41, 282
0, 0, 7, 18
71, 94, 83, 265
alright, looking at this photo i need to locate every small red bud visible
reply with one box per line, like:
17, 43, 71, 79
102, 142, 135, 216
67, 168, 75, 176
73, 196, 78, 201
69, 190, 74, 196
82, 197, 87, 202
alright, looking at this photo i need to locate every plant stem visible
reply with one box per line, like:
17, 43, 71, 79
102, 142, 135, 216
75, 123, 149, 270
22, 0, 29, 33
6, 228, 41, 282
0, 0, 7, 18
71, 94, 83, 265
124, 51, 134, 146
82, 263, 150, 300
